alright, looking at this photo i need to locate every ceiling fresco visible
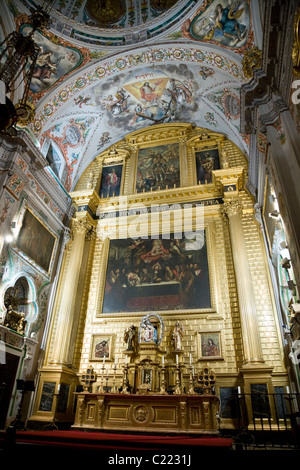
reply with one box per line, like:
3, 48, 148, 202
0, 0, 264, 191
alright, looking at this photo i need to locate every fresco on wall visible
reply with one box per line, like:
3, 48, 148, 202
187, 0, 250, 49
102, 232, 211, 313
19, 25, 87, 96
136, 143, 180, 192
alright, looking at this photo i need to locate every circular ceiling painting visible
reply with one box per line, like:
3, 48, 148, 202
85, 0, 127, 27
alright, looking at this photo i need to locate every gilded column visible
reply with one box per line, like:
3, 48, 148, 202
51, 216, 94, 366
223, 198, 264, 365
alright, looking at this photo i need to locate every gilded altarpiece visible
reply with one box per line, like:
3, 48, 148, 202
30, 124, 289, 432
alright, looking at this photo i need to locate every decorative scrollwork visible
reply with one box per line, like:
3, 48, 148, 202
242, 46, 262, 79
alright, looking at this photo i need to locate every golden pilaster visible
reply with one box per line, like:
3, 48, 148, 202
51, 216, 94, 366
223, 198, 264, 365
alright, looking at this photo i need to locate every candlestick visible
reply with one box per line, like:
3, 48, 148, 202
189, 353, 192, 365
121, 363, 129, 394
174, 362, 181, 395
103, 355, 106, 364
188, 365, 196, 394
159, 363, 167, 395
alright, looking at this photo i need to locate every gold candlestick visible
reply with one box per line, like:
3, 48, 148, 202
174, 363, 181, 395
121, 364, 129, 394
159, 365, 167, 395
188, 365, 196, 394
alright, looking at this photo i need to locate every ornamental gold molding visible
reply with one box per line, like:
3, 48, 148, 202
70, 189, 101, 215
71, 216, 95, 236
242, 46, 262, 79
125, 123, 193, 146
222, 198, 243, 218
292, 6, 300, 77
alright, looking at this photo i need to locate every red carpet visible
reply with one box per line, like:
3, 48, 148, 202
0, 429, 233, 451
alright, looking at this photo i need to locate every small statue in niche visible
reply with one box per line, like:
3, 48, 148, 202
172, 321, 184, 351
124, 324, 137, 351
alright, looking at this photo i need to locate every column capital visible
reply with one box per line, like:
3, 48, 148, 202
71, 216, 94, 236
222, 198, 243, 218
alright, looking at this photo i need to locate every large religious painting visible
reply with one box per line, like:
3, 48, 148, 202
99, 164, 123, 197
195, 148, 220, 184
136, 143, 180, 193
189, 0, 250, 49
16, 209, 57, 273
102, 232, 211, 313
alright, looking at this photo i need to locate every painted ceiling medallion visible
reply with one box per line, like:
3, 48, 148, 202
85, 0, 127, 26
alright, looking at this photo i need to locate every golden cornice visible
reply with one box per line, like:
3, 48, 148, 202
95, 145, 130, 164
125, 123, 194, 146
70, 189, 101, 215
187, 132, 225, 148
212, 167, 245, 193
97, 184, 223, 212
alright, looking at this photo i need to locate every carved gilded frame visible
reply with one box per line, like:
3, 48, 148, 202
187, 132, 226, 187
132, 138, 183, 194
90, 334, 114, 362
95, 213, 217, 318
96, 148, 129, 198
197, 330, 223, 361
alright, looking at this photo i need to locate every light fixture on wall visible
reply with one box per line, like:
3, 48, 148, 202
0, 4, 51, 136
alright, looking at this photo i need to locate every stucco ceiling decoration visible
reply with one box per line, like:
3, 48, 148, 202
3, 0, 262, 191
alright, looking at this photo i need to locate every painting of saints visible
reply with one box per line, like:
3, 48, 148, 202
99, 165, 122, 197
102, 233, 211, 313
196, 148, 220, 184
201, 334, 221, 358
94, 339, 110, 358
136, 143, 180, 192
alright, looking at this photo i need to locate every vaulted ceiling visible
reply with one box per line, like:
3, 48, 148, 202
1, 0, 265, 191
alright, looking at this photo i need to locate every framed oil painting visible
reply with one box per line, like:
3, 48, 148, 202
90, 335, 112, 361
136, 143, 180, 193
16, 209, 56, 273
195, 148, 220, 184
199, 332, 222, 360
102, 232, 211, 313
99, 164, 123, 198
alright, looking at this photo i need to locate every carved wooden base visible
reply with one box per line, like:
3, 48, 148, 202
72, 393, 220, 434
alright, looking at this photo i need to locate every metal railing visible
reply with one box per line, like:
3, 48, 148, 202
223, 392, 300, 450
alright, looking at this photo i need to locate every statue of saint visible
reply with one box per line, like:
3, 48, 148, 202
172, 321, 184, 351
124, 324, 137, 351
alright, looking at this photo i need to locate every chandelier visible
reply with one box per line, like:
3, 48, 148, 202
0, 5, 51, 136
